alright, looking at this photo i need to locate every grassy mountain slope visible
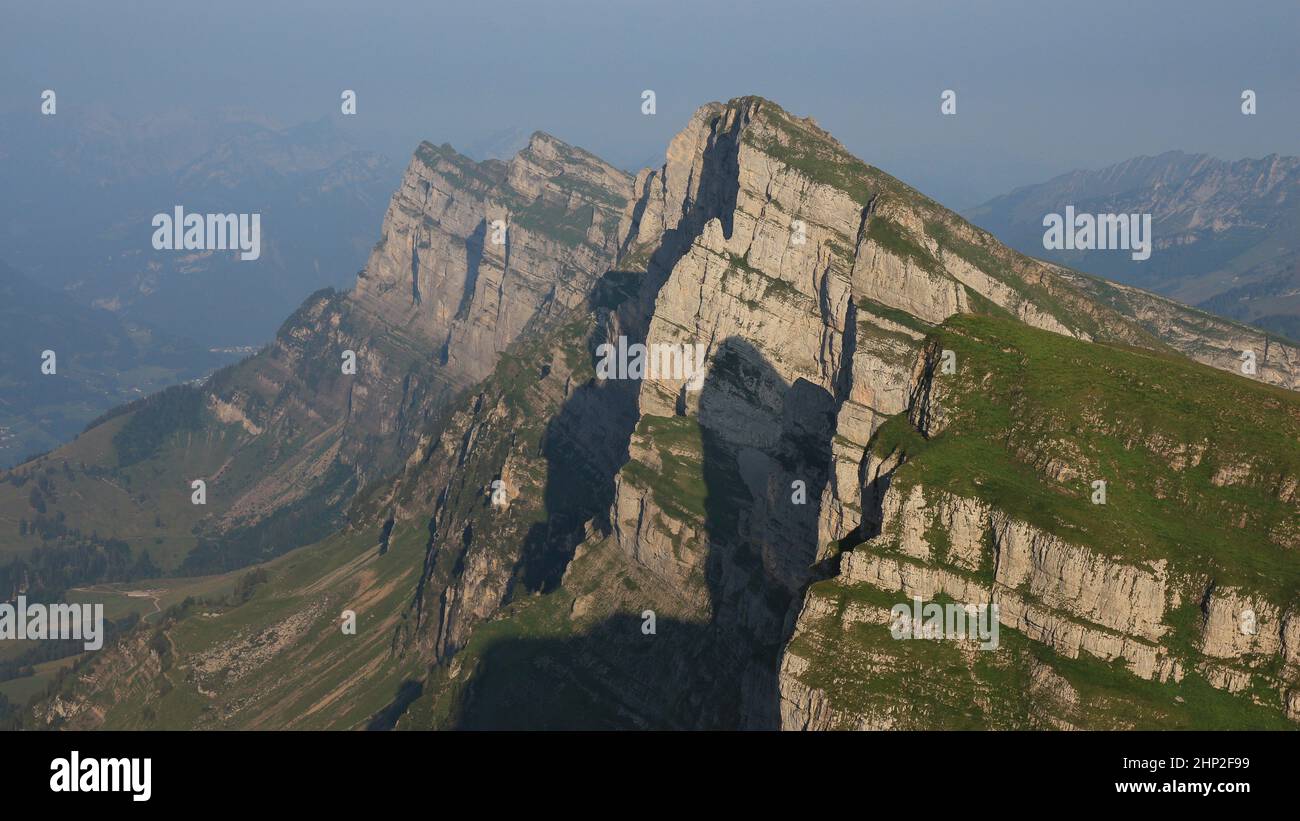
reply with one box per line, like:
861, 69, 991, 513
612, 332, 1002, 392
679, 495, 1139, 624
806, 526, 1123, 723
782, 313, 1300, 728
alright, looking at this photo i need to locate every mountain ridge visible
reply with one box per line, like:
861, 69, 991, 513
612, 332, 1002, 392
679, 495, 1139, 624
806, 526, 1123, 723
9, 96, 1300, 730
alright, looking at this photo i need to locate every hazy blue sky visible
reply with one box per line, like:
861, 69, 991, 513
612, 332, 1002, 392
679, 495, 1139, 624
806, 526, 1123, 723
3, 0, 1297, 207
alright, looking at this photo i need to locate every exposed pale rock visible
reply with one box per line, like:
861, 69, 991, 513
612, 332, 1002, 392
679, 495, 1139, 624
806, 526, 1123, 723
1200, 586, 1283, 659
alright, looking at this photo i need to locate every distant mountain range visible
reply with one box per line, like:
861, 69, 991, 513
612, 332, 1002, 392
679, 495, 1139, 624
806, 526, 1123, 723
0, 110, 404, 464
4, 100, 1298, 731
0, 109, 403, 347
966, 151, 1300, 340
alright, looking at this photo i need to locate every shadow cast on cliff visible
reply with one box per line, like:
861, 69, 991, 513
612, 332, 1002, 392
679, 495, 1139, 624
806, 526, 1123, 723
513, 269, 647, 593
513, 117, 744, 594
452, 336, 836, 729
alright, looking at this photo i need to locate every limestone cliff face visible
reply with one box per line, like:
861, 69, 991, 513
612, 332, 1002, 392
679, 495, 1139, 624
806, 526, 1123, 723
353, 134, 632, 382
194, 135, 632, 554
782, 481, 1300, 728
835, 487, 1177, 673
608, 98, 1155, 602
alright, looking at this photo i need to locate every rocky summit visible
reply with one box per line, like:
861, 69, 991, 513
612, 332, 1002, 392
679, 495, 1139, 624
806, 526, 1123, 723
6, 97, 1299, 731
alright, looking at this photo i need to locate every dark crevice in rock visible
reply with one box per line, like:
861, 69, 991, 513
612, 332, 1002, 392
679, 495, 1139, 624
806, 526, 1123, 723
410, 240, 422, 305
455, 219, 486, 322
